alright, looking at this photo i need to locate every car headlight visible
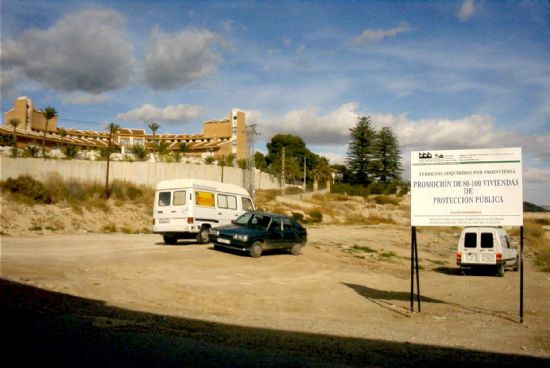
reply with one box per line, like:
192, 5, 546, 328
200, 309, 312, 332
233, 234, 248, 242
210, 229, 219, 236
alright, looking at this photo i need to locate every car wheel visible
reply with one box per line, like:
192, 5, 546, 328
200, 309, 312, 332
163, 235, 177, 245
513, 256, 519, 271
196, 227, 210, 244
290, 243, 302, 256
249, 242, 263, 258
497, 264, 505, 277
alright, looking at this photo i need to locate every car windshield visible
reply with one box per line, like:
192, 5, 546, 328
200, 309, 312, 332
234, 213, 272, 230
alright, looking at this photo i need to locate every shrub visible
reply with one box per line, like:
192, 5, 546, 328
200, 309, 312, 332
0, 175, 53, 204
292, 212, 304, 222
308, 209, 323, 223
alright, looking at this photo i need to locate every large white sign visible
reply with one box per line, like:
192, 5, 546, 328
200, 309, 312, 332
411, 147, 523, 226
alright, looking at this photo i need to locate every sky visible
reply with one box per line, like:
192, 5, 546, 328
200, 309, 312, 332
1, 0, 549, 205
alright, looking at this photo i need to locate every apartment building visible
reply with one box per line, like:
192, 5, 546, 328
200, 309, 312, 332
2, 97, 248, 160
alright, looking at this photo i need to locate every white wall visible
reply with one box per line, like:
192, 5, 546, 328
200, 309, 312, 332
0, 157, 279, 191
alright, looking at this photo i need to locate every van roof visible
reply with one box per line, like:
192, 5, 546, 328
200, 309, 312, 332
155, 178, 250, 196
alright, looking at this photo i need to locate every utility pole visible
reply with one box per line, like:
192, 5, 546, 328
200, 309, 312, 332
247, 124, 257, 197
281, 146, 285, 194
303, 156, 307, 191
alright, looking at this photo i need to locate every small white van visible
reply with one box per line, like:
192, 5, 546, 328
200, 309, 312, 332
153, 179, 255, 244
456, 227, 519, 277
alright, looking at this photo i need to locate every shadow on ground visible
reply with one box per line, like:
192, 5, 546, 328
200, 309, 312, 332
1, 278, 547, 367
343, 282, 519, 323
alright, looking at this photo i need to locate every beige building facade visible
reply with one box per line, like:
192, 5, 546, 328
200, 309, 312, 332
2, 97, 249, 160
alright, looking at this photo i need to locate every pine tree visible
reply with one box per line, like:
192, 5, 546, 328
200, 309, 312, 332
346, 116, 377, 185
375, 126, 402, 184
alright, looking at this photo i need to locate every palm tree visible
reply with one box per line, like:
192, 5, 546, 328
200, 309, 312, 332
8, 118, 21, 153
148, 122, 160, 160
105, 122, 120, 199
131, 144, 149, 161
179, 142, 189, 161
310, 157, 332, 192
41, 106, 58, 158
58, 127, 67, 148
156, 140, 169, 162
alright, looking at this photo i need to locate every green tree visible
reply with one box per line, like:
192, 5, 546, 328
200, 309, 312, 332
347, 116, 377, 185
266, 134, 310, 184
310, 156, 332, 190
156, 140, 169, 161
204, 155, 216, 165
8, 118, 21, 155
375, 127, 402, 184
105, 123, 120, 199
131, 144, 149, 161
148, 122, 160, 159
41, 106, 58, 158
254, 151, 267, 171
57, 127, 67, 149
62, 144, 79, 159
237, 159, 247, 169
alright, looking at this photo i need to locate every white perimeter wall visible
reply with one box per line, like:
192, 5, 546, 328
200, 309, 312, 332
0, 157, 279, 191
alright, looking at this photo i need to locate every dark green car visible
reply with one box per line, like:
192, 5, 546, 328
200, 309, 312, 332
209, 212, 307, 258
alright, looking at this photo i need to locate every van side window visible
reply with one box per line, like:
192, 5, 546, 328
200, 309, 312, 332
242, 197, 254, 211
218, 194, 237, 210
464, 233, 477, 248
504, 236, 511, 249
173, 191, 186, 206
158, 192, 171, 207
196, 191, 215, 207
480, 233, 494, 248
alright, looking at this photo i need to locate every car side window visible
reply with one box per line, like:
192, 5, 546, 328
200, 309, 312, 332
282, 218, 294, 231
270, 217, 282, 231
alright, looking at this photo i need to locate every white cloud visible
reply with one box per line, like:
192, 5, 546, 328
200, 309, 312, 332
144, 27, 230, 90
458, 0, 475, 22
350, 22, 411, 47
117, 103, 206, 124
62, 93, 107, 105
524, 166, 550, 184
253, 103, 550, 168
2, 9, 134, 93
256, 103, 359, 145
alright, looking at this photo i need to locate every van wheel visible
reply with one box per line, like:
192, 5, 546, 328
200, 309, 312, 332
497, 264, 505, 277
163, 235, 178, 245
513, 256, 519, 271
249, 242, 263, 258
290, 243, 302, 256
196, 227, 210, 244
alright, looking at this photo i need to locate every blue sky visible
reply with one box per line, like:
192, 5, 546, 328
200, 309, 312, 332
2, 0, 549, 205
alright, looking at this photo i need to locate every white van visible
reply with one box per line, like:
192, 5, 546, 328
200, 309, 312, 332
456, 227, 519, 277
153, 179, 255, 244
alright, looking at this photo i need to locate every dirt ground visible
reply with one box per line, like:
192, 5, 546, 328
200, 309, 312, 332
2, 224, 549, 363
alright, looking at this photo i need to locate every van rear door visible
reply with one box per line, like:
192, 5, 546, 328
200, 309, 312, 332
155, 189, 189, 230
478, 231, 497, 265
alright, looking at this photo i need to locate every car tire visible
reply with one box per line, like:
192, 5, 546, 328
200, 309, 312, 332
290, 243, 302, 256
249, 242, 263, 258
497, 264, 505, 277
196, 227, 210, 244
513, 256, 519, 271
163, 235, 178, 245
